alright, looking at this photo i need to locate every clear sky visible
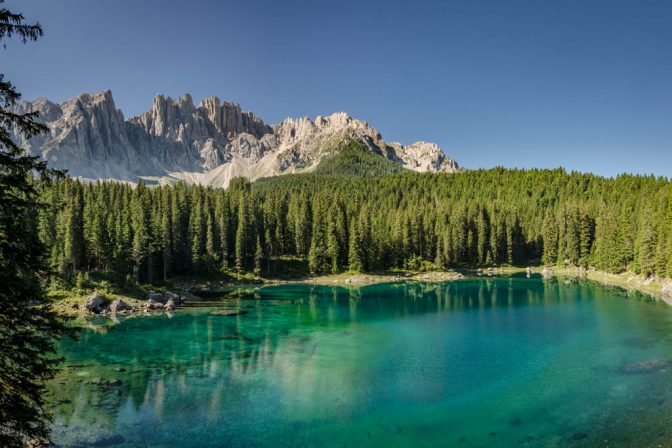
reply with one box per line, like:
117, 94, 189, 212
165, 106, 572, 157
4, 0, 672, 177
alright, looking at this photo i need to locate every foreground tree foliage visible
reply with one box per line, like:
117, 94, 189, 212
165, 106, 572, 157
38, 165, 672, 285
0, 2, 68, 446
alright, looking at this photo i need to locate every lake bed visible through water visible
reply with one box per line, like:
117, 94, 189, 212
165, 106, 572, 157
47, 276, 672, 447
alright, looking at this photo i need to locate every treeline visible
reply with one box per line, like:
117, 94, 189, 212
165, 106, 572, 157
35, 167, 672, 287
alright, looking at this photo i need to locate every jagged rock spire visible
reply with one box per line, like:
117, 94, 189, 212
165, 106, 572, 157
14, 90, 459, 186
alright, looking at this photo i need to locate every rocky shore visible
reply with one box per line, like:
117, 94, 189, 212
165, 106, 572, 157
51, 266, 672, 319
538, 266, 672, 304
57, 290, 192, 317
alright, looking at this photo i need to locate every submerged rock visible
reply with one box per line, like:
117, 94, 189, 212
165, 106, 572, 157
88, 377, 122, 388
570, 432, 589, 441
90, 434, 125, 447
509, 416, 523, 426
622, 337, 655, 349
619, 359, 671, 374
384, 424, 402, 434
217, 331, 254, 341
210, 310, 249, 316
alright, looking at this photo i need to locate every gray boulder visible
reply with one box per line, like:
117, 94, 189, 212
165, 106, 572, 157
662, 282, 672, 297
164, 291, 181, 305
662, 282, 672, 306
164, 299, 176, 311
541, 267, 553, 279
147, 291, 165, 303
144, 299, 165, 311
109, 298, 131, 314
82, 293, 107, 314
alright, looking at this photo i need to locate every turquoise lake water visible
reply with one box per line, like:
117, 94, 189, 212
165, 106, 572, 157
48, 276, 672, 447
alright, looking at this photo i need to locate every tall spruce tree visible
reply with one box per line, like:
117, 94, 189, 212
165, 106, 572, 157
0, 4, 68, 446
235, 197, 248, 272
131, 182, 152, 283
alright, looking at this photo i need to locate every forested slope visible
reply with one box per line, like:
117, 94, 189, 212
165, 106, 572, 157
36, 167, 672, 287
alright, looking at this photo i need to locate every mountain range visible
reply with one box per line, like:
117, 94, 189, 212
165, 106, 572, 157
13, 90, 460, 186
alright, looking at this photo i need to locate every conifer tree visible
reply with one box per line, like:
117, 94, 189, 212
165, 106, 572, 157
235, 198, 248, 272
190, 192, 205, 276
0, 5, 68, 445
541, 211, 559, 265
160, 194, 172, 281
131, 182, 152, 283
348, 221, 364, 272
308, 199, 331, 275
254, 234, 263, 277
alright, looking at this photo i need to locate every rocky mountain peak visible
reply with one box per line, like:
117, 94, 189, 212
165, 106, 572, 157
14, 90, 460, 187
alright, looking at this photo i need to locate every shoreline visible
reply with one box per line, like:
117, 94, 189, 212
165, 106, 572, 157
546, 266, 672, 304
50, 266, 672, 319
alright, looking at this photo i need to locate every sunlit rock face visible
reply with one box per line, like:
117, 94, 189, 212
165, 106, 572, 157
14, 90, 460, 187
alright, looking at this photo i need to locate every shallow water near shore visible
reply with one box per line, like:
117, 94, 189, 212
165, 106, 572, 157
47, 275, 672, 447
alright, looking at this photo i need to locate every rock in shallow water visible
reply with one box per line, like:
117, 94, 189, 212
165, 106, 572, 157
571, 432, 589, 441
509, 416, 523, 426
619, 359, 671, 374
90, 434, 125, 447
621, 337, 655, 349
210, 310, 249, 316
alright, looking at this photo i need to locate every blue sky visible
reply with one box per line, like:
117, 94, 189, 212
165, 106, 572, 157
4, 0, 672, 177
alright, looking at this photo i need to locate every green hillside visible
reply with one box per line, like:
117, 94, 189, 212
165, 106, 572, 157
313, 140, 405, 177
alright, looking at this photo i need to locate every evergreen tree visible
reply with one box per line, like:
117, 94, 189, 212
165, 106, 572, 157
0, 6, 68, 445
131, 182, 152, 283
218, 199, 231, 270
160, 193, 172, 281
542, 211, 559, 265
348, 221, 364, 272
29, 161, 672, 284
235, 198, 248, 272
254, 234, 263, 277
308, 199, 330, 275
189, 191, 207, 276
62, 191, 84, 279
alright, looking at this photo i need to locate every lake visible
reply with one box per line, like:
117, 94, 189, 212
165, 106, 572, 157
47, 275, 672, 447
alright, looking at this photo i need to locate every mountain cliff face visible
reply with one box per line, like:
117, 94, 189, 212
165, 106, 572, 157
14, 90, 460, 186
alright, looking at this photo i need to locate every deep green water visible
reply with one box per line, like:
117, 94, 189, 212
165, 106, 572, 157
48, 276, 672, 447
